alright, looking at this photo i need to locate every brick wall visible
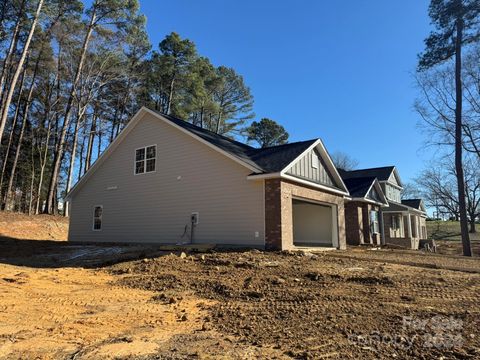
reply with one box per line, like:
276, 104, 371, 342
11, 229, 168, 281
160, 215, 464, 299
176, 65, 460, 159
345, 202, 381, 246
264, 178, 347, 250
265, 179, 282, 250
383, 213, 414, 248
345, 202, 362, 245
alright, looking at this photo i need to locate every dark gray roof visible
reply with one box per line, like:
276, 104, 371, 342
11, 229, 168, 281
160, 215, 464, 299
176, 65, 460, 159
249, 140, 318, 173
384, 200, 426, 214
156, 110, 316, 174
339, 166, 395, 182
340, 176, 376, 198
383, 202, 411, 212
402, 199, 423, 210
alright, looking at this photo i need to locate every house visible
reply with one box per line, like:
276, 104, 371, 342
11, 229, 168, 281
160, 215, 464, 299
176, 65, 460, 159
339, 171, 389, 246
340, 166, 427, 249
66, 107, 350, 251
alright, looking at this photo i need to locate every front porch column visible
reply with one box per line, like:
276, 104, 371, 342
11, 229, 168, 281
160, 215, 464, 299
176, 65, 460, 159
407, 213, 412, 239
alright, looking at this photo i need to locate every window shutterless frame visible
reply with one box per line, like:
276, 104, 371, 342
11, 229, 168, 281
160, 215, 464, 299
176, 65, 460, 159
92, 205, 103, 231
134, 144, 157, 175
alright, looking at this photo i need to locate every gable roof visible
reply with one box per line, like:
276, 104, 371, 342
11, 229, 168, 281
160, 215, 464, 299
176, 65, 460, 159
342, 176, 377, 198
402, 199, 425, 211
339, 166, 395, 181
383, 199, 427, 215
340, 166, 403, 187
339, 171, 388, 205
66, 107, 349, 199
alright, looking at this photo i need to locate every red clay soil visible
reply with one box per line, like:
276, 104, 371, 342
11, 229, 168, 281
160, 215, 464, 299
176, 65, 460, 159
113, 250, 480, 359
0, 213, 479, 359
0, 211, 68, 241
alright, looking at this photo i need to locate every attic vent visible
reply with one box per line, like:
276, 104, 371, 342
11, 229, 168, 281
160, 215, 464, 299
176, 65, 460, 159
311, 152, 319, 169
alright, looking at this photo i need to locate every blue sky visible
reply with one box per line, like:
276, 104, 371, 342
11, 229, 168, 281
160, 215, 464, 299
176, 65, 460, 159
139, 0, 433, 184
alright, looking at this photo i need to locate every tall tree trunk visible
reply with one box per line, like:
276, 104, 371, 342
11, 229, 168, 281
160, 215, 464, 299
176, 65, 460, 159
109, 106, 119, 143
4, 111, 28, 210
84, 111, 97, 173
35, 48, 61, 214
64, 105, 82, 217
0, 65, 26, 199
454, 16, 472, 257
0, 0, 25, 107
78, 133, 86, 182
4, 62, 37, 209
28, 138, 35, 215
166, 75, 175, 114
35, 117, 51, 214
44, 9, 97, 214
4, 47, 39, 209
0, 0, 44, 144
469, 217, 476, 233
97, 119, 102, 159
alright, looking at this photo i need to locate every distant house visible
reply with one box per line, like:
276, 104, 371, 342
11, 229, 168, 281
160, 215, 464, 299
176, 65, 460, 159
339, 172, 389, 246
66, 107, 350, 250
340, 167, 428, 249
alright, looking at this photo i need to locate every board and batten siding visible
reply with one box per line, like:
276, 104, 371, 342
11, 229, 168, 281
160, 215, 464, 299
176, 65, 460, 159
286, 149, 336, 187
68, 113, 265, 246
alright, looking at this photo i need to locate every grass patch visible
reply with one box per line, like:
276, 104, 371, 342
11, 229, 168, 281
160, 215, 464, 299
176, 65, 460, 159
427, 220, 480, 241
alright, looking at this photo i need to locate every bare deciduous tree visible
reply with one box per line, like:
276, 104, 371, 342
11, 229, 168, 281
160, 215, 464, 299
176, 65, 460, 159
330, 151, 359, 171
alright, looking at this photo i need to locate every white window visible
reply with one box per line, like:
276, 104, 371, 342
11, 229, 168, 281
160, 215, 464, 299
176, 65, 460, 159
311, 152, 319, 169
386, 184, 400, 203
390, 214, 404, 238
370, 210, 379, 233
135, 145, 156, 174
93, 205, 103, 231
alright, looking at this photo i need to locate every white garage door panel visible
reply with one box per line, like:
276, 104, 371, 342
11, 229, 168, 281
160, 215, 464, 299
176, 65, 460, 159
292, 200, 333, 245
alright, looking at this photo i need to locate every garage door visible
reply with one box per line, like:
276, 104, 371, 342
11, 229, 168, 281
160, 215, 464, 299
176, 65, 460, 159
292, 199, 336, 247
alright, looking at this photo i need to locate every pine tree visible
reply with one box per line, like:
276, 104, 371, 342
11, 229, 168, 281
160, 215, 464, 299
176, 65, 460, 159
247, 118, 289, 148
418, 0, 480, 256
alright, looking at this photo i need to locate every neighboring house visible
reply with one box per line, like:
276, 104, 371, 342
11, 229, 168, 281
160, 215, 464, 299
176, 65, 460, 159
340, 166, 427, 249
66, 107, 350, 250
339, 171, 389, 246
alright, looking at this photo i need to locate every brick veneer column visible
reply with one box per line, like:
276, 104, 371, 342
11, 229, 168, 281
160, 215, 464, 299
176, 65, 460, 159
264, 179, 282, 250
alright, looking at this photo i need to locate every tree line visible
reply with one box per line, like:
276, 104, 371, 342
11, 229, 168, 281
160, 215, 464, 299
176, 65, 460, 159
0, 0, 289, 216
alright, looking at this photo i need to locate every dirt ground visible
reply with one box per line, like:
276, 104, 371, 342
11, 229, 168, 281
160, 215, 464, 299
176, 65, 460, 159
0, 213, 479, 359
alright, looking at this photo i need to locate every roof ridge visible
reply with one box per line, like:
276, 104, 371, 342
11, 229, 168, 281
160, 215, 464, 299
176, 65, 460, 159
346, 165, 395, 173
154, 110, 255, 150
254, 139, 318, 152
260, 139, 318, 149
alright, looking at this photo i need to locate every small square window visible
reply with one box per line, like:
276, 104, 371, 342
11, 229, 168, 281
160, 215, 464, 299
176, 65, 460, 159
146, 158, 155, 172
135, 145, 156, 174
136, 148, 145, 161
135, 160, 145, 174
146, 146, 156, 159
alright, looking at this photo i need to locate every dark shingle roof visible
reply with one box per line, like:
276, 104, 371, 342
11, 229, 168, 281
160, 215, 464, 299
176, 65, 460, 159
339, 166, 395, 182
341, 176, 377, 198
401, 199, 423, 210
156, 110, 316, 173
249, 140, 318, 173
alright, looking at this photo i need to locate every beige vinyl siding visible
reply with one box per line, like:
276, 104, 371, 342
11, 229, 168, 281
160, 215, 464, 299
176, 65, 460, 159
286, 149, 336, 187
69, 113, 265, 246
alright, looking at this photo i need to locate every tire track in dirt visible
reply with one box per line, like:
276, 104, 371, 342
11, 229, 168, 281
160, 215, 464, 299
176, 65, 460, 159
114, 251, 480, 359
